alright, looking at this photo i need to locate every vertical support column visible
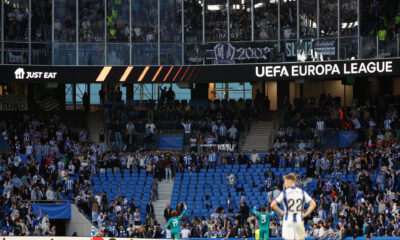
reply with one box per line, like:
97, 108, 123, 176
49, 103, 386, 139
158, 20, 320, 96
317, 0, 320, 39
397, 34, 399, 57
251, 0, 254, 41
76, 0, 79, 65
337, 0, 340, 59
104, 0, 107, 64
277, 0, 281, 50
357, 0, 360, 58
297, 0, 300, 41
129, 0, 132, 65
202, 0, 205, 44
227, 0, 230, 42
28, 0, 32, 64
52, 0, 55, 65
1, 0, 4, 64
157, 0, 161, 65
181, 0, 185, 64
73, 83, 77, 110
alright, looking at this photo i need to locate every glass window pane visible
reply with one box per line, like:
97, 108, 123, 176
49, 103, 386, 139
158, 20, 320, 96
229, 0, 251, 41
31, 43, 51, 64
107, 0, 129, 42
4, 0, 29, 41
131, 0, 158, 43
54, 43, 77, 65
79, 0, 105, 43
161, 0, 182, 43
65, 84, 73, 105
107, 43, 130, 65
320, 0, 337, 37
5, 43, 29, 64
132, 43, 158, 65
160, 44, 182, 65
299, 0, 317, 38
75, 84, 87, 105
205, 0, 228, 42
340, 0, 357, 36
55, 0, 76, 42
90, 84, 101, 105
254, 0, 278, 41
32, 0, 51, 42
172, 84, 190, 100
184, 0, 202, 42
280, 0, 297, 40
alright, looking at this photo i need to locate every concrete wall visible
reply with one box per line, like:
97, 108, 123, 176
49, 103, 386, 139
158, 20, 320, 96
65, 204, 97, 237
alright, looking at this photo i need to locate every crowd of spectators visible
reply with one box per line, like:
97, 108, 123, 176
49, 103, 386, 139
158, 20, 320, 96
1, 108, 400, 239
102, 90, 251, 152
0, 112, 94, 236
279, 93, 400, 151
88, 144, 400, 239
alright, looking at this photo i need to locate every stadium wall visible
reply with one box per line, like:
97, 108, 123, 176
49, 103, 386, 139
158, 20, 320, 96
65, 205, 96, 237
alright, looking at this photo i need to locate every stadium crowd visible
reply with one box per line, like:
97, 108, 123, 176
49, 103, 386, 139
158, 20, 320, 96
0, 108, 400, 238
102, 92, 252, 152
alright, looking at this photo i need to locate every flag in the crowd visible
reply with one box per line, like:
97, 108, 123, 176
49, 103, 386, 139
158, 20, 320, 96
91, 225, 96, 238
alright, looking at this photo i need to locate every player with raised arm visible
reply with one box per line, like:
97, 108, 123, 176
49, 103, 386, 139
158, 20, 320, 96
253, 206, 275, 240
161, 203, 187, 240
270, 173, 317, 240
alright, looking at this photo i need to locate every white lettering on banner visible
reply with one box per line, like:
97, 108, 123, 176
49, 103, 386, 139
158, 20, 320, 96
255, 61, 394, 79
200, 144, 237, 152
14, 68, 58, 80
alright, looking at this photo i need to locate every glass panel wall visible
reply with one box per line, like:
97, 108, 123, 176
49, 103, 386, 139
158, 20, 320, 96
229, 0, 251, 41
184, 0, 203, 42
106, 0, 130, 65
131, 0, 158, 65
280, 0, 297, 40
320, 0, 337, 37
79, 0, 105, 65
3, 0, 400, 65
205, 0, 228, 42
54, 0, 77, 65
299, 0, 317, 39
254, 0, 278, 41
161, 0, 182, 64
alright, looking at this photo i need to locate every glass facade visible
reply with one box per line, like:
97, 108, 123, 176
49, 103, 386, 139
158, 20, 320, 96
0, 0, 398, 66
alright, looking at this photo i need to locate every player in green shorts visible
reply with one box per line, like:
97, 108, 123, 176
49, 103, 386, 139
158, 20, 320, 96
162, 203, 187, 240
253, 206, 275, 240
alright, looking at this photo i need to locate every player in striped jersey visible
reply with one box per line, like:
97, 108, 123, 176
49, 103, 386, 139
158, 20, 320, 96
271, 174, 317, 240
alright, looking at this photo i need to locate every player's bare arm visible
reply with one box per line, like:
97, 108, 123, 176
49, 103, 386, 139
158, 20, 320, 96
270, 200, 285, 216
302, 199, 317, 218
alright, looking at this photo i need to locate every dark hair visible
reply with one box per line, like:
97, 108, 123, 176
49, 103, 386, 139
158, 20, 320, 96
260, 206, 266, 212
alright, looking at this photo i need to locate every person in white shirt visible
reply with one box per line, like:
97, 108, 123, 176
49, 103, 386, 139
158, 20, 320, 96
181, 119, 191, 144
146, 121, 156, 133
227, 124, 238, 142
180, 224, 191, 238
226, 173, 236, 189
250, 150, 260, 164
271, 173, 317, 240
384, 116, 392, 130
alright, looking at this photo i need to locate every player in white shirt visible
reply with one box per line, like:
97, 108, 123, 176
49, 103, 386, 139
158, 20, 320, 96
271, 174, 317, 240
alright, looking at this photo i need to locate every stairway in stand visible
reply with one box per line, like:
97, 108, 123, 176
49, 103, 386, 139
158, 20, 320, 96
87, 111, 104, 145
153, 180, 174, 227
241, 121, 276, 152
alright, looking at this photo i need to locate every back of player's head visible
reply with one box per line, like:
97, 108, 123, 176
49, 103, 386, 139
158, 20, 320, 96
171, 210, 177, 217
260, 206, 266, 212
283, 173, 296, 182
